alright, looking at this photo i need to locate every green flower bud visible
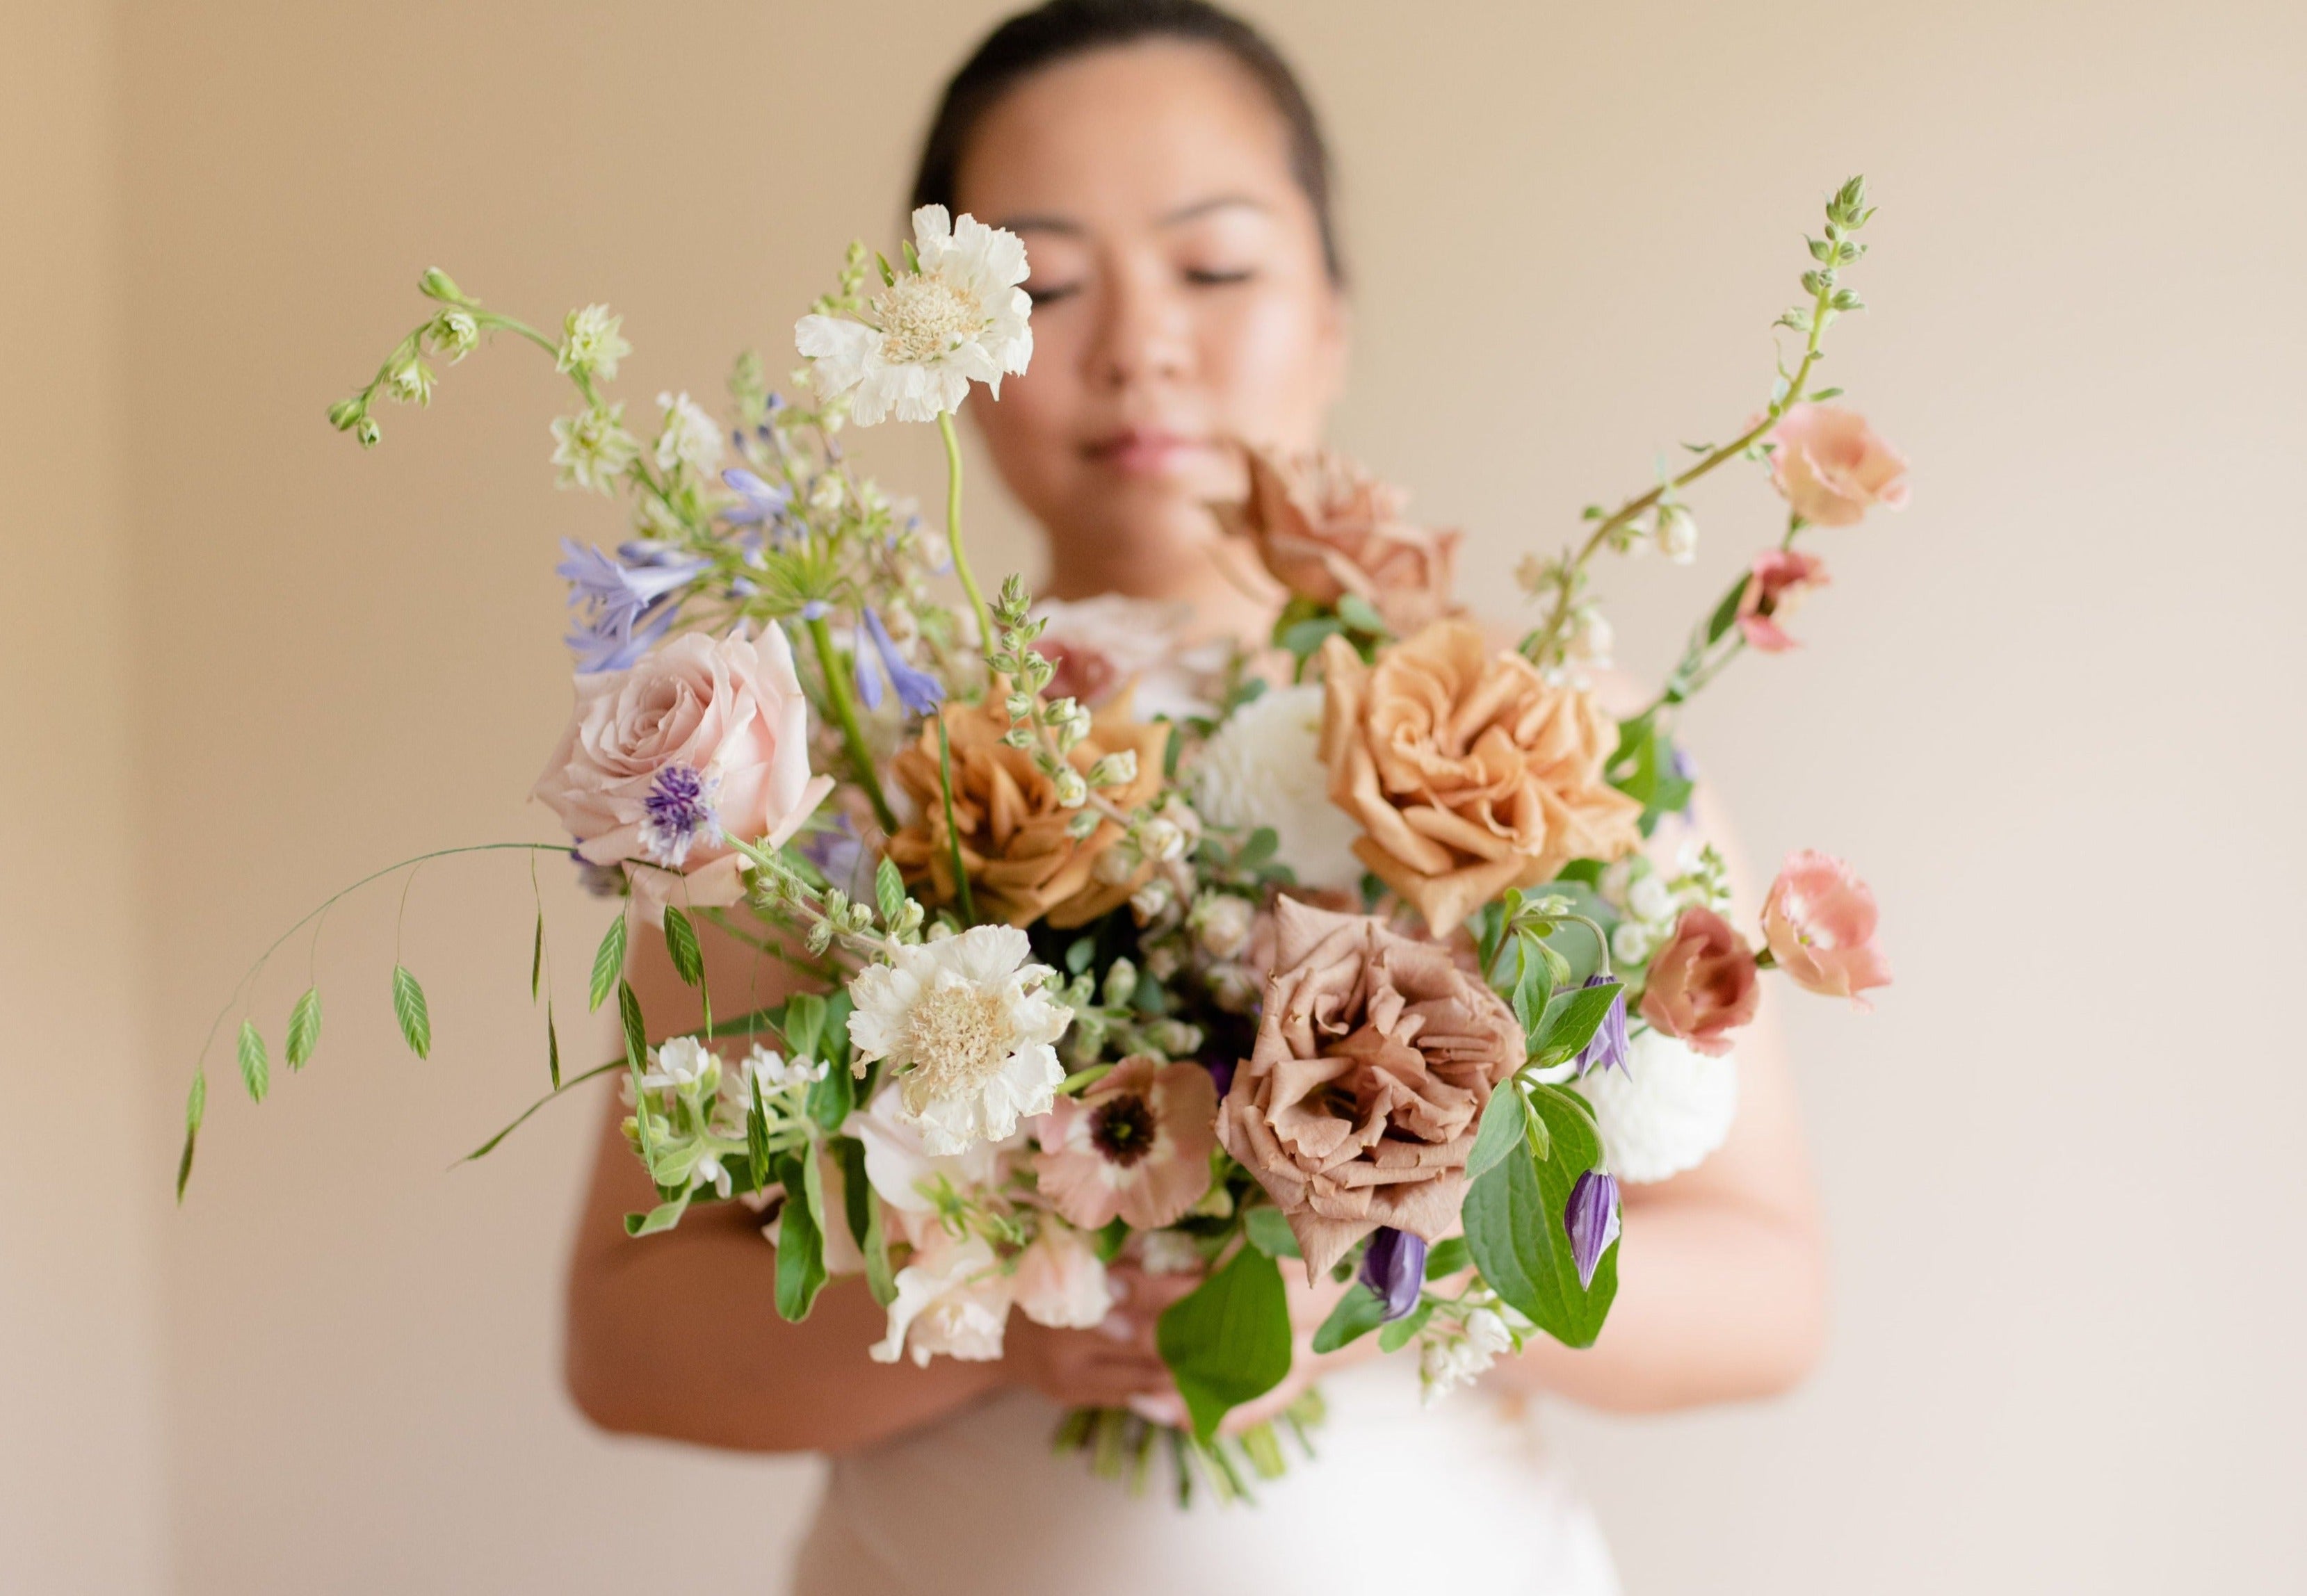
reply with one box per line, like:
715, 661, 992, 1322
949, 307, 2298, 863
418, 266, 467, 304
355, 416, 382, 448
327, 397, 364, 431
1101, 959, 1138, 1008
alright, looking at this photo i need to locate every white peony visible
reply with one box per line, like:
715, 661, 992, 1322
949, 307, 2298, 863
1582, 1028, 1740, 1183
1191, 683, 1365, 893
1419, 1307, 1516, 1405
654, 389, 723, 477
871, 1231, 1012, 1367
794, 206, 1033, 426
846, 925, 1071, 1156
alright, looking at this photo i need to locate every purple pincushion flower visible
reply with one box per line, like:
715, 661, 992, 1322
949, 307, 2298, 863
1564, 1168, 1621, 1289
638, 762, 722, 868
1359, 1226, 1428, 1321
556, 539, 708, 673
1575, 972, 1630, 1077
854, 605, 946, 717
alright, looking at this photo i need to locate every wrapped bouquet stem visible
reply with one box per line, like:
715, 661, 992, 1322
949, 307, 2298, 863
181, 179, 1897, 1499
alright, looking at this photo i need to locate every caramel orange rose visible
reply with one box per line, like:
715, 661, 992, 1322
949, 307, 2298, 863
1318, 621, 1642, 934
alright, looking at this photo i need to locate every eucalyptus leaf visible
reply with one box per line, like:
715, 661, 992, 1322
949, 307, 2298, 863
661, 904, 704, 988
237, 1020, 269, 1103
286, 986, 321, 1070
1157, 1245, 1293, 1441
588, 913, 627, 1012
391, 966, 431, 1059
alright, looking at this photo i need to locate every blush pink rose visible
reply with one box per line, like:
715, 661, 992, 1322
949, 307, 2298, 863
1736, 549, 1830, 653
1761, 850, 1892, 1008
533, 626, 832, 920
1638, 907, 1761, 1057
1766, 404, 1911, 528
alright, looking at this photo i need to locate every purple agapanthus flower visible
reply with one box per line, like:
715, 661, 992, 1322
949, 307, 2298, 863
1575, 972, 1631, 1077
1359, 1226, 1427, 1321
854, 606, 945, 717
638, 762, 722, 868
720, 467, 790, 530
796, 811, 868, 895
1564, 1168, 1621, 1289
556, 539, 708, 673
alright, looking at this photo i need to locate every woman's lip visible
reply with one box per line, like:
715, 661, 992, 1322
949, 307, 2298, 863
1083, 430, 1213, 475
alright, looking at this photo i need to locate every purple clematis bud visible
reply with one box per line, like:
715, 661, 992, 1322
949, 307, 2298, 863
861, 605, 945, 716
1575, 972, 1630, 1077
1564, 1168, 1621, 1289
1359, 1226, 1427, 1321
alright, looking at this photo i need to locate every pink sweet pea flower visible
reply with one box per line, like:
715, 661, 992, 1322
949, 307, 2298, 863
1766, 404, 1910, 527
1760, 851, 1892, 1008
1736, 550, 1830, 653
1031, 1056, 1217, 1231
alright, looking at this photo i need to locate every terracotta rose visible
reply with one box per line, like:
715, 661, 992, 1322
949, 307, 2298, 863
1215, 445, 1461, 635
1319, 621, 1643, 935
1219, 897, 1524, 1278
1638, 906, 1761, 1057
885, 690, 1169, 929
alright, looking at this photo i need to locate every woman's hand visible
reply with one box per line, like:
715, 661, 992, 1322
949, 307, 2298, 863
1000, 1264, 1191, 1411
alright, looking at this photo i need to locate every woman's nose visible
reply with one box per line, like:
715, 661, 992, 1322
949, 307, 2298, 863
1088, 266, 1191, 391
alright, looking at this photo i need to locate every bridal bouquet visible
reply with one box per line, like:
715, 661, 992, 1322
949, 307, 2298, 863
182, 179, 1898, 1502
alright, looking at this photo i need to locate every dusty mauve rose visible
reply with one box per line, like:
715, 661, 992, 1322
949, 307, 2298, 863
885, 689, 1169, 928
1219, 897, 1524, 1278
1215, 445, 1462, 635
1033, 1055, 1217, 1231
1766, 404, 1911, 527
1735, 549, 1830, 654
1319, 621, 1643, 935
533, 626, 831, 920
1761, 850, 1892, 1008
1639, 907, 1761, 1057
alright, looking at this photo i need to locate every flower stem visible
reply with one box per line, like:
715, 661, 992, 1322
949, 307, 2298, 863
805, 614, 898, 833
937, 411, 996, 655
936, 715, 977, 926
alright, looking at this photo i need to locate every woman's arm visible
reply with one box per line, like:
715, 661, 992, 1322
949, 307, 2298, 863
561, 911, 1178, 1452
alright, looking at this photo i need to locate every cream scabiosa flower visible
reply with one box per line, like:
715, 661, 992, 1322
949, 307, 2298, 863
1192, 683, 1365, 893
846, 925, 1071, 1155
794, 206, 1033, 425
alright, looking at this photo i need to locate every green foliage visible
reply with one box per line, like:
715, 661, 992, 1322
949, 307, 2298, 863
1310, 1282, 1388, 1354
545, 1007, 560, 1090
782, 992, 829, 1059
1530, 980, 1624, 1069
661, 904, 704, 988
464, 1059, 626, 1162
617, 979, 647, 1070
1463, 1084, 1617, 1347
1157, 1244, 1293, 1441
1377, 1297, 1436, 1353
286, 987, 322, 1071
1242, 1205, 1302, 1260
237, 1020, 270, 1103
391, 966, 431, 1059
774, 1150, 829, 1321
176, 1071, 206, 1201
834, 1137, 897, 1307
531, 911, 544, 1001
1608, 715, 1695, 836
876, 856, 906, 929
1423, 1237, 1471, 1280
625, 1187, 692, 1237
1466, 1083, 1528, 1184
588, 913, 628, 1012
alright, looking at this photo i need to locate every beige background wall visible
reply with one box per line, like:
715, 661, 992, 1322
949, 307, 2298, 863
6, 0, 2303, 1590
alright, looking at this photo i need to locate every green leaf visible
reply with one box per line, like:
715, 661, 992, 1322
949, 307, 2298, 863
1277, 615, 1344, 662
531, 911, 544, 1002
1463, 1087, 1617, 1348
286, 986, 321, 1070
546, 1007, 560, 1089
1424, 1237, 1471, 1280
1065, 936, 1096, 976
805, 1052, 854, 1132
1310, 1282, 1389, 1353
1157, 1245, 1293, 1441
617, 979, 647, 1070
1238, 827, 1279, 869
1334, 593, 1389, 636
1092, 1216, 1131, 1264
820, 991, 855, 1077
747, 1064, 773, 1181
236, 1019, 269, 1103
391, 966, 431, 1059
782, 991, 828, 1061
875, 855, 905, 929
1466, 1081, 1528, 1184
176, 1070, 207, 1200
1703, 576, 1751, 646
1377, 1296, 1437, 1353
1242, 1205, 1302, 1260
624, 1188, 692, 1237
1532, 981, 1624, 1067
588, 913, 627, 1012
834, 1137, 896, 1306
661, 904, 704, 988
773, 1151, 829, 1321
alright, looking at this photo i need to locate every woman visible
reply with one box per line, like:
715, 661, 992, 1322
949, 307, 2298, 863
565, 3, 1827, 1590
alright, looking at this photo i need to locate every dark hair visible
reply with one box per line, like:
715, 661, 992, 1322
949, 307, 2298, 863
912, 0, 1344, 284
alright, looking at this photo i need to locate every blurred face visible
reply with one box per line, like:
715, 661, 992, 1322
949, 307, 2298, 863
953, 41, 1348, 589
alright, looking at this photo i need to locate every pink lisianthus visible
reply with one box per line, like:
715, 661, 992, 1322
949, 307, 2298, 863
1766, 404, 1910, 527
1009, 1221, 1117, 1329
532, 626, 832, 922
1761, 850, 1892, 1008
1736, 550, 1831, 653
1638, 906, 1761, 1057
1031, 1055, 1218, 1231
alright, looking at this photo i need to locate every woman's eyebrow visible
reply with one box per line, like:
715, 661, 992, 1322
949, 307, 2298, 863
998, 215, 1086, 236
1159, 195, 1269, 227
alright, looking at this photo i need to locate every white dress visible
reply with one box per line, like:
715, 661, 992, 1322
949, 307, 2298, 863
791, 1360, 1618, 1596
